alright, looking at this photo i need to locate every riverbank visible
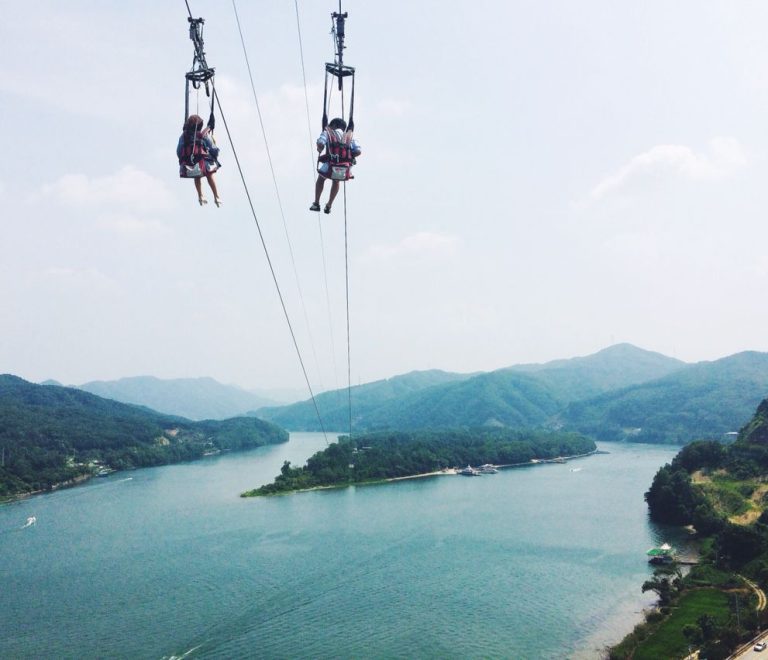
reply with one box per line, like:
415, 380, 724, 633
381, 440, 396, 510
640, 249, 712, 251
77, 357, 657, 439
0, 473, 94, 506
0, 434, 679, 659
248, 448, 603, 495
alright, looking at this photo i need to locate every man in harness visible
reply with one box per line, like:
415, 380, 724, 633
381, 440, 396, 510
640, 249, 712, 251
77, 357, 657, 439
310, 117, 361, 214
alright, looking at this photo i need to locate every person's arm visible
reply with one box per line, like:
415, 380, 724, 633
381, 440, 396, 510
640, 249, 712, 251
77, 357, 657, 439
316, 131, 327, 153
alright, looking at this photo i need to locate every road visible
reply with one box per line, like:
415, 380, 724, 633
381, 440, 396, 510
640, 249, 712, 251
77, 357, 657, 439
723, 577, 767, 660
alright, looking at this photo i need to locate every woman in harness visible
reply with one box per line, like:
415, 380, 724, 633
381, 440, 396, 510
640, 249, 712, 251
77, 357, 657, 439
177, 114, 222, 207
310, 118, 361, 214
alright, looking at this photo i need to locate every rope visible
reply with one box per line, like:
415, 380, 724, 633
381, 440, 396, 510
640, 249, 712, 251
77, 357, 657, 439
343, 183, 353, 440
231, 0, 327, 395
294, 0, 319, 177
182, 0, 328, 442
294, 0, 342, 403
213, 88, 329, 444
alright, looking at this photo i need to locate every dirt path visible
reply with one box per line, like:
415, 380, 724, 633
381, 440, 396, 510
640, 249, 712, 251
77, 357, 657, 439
740, 575, 767, 611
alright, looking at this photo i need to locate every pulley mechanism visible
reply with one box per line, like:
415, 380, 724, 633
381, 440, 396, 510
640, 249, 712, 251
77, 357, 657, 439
322, 8, 355, 131
184, 16, 216, 129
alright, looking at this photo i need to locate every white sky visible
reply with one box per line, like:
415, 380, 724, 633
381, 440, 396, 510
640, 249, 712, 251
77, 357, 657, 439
3, 1, 768, 392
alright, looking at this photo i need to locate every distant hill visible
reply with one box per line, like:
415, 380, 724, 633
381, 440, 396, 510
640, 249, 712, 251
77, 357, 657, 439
79, 376, 278, 421
560, 351, 768, 444
0, 375, 287, 498
355, 371, 563, 431
257, 344, 685, 432
507, 343, 685, 401
256, 369, 472, 431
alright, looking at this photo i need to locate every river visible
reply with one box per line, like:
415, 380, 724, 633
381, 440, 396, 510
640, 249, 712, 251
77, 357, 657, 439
0, 434, 681, 659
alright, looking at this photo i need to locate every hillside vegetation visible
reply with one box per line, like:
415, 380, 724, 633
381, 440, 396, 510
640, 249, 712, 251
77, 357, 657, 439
255, 369, 472, 430
0, 375, 287, 498
611, 398, 768, 659
257, 345, 768, 445
507, 342, 684, 401
563, 351, 768, 444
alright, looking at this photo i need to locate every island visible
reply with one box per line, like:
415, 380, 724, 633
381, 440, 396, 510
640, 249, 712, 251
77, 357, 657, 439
241, 428, 596, 496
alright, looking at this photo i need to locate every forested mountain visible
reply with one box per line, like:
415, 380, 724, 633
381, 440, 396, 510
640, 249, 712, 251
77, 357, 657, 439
257, 344, 686, 433
0, 375, 287, 498
257, 346, 768, 444
507, 343, 685, 401
361, 371, 562, 430
244, 428, 595, 496
79, 375, 278, 421
255, 369, 472, 431
560, 351, 768, 444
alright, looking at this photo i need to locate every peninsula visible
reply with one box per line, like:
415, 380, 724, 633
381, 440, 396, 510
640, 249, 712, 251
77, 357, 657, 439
0, 375, 288, 500
241, 428, 596, 496
610, 398, 768, 659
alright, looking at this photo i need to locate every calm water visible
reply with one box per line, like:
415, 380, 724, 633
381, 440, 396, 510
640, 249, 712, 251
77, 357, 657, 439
0, 434, 681, 659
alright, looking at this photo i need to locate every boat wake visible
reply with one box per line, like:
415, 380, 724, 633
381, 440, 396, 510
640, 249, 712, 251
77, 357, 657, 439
21, 516, 36, 528
163, 644, 202, 659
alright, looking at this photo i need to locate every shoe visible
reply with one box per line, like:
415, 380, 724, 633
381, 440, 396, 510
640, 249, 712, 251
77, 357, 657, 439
214, 197, 222, 207
198, 197, 208, 206
309, 202, 321, 212
324, 204, 332, 214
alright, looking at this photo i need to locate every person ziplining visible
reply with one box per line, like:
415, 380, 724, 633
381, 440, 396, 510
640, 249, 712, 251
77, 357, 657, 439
309, 8, 361, 215
310, 117, 361, 214
178, 16, 222, 207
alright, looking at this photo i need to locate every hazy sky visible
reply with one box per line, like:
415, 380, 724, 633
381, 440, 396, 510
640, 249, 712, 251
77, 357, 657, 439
3, 1, 768, 392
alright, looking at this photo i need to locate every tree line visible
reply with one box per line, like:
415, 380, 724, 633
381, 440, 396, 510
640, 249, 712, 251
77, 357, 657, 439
243, 428, 595, 496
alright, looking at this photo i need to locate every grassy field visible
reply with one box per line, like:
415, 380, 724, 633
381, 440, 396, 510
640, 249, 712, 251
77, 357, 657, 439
632, 588, 731, 660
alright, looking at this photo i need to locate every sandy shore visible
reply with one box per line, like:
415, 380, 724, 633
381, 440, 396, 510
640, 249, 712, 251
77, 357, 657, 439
384, 449, 600, 483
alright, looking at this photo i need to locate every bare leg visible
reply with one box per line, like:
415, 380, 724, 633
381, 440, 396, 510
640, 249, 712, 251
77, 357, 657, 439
327, 180, 340, 209
314, 175, 326, 204
205, 174, 221, 206
194, 177, 206, 205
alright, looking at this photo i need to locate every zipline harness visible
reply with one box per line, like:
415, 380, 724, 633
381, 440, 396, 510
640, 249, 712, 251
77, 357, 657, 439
180, 14, 219, 179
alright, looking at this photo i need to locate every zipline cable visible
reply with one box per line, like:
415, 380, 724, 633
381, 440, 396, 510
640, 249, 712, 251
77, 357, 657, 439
335, 0, 354, 440
342, 183, 352, 441
183, 0, 328, 443
213, 88, 329, 444
231, 0, 327, 396
293, 0, 342, 404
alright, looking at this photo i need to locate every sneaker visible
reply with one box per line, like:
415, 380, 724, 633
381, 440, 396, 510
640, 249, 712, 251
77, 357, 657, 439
309, 202, 321, 212
324, 204, 332, 214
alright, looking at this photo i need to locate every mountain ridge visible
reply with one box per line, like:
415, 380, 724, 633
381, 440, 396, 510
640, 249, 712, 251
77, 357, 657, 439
0, 375, 287, 498
79, 375, 280, 421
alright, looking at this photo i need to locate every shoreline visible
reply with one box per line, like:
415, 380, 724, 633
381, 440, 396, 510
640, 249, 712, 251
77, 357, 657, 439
250, 448, 602, 495
1, 473, 94, 506
387, 448, 601, 482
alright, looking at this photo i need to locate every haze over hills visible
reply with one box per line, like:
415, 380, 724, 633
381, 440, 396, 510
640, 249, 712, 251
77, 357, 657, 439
560, 351, 768, 444
78, 376, 282, 421
256, 344, 690, 433
0, 375, 287, 497
254, 369, 472, 432
507, 342, 685, 401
